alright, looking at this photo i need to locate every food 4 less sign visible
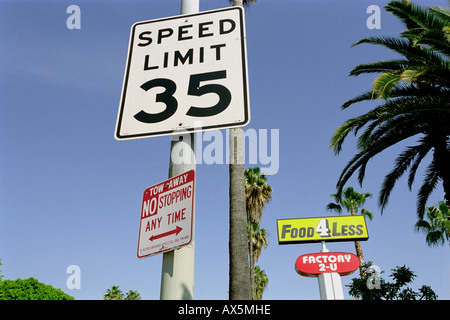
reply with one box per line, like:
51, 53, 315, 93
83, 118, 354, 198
277, 216, 369, 245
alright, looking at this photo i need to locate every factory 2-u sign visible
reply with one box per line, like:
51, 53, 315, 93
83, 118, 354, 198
115, 7, 250, 140
295, 252, 360, 277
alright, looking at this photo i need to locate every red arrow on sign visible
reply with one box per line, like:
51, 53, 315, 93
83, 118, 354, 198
149, 226, 183, 242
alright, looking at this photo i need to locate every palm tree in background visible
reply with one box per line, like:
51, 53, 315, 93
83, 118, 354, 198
248, 223, 269, 269
330, 1, 450, 219
248, 222, 269, 299
245, 167, 273, 226
103, 286, 124, 300
227, 0, 257, 300
125, 290, 141, 300
327, 187, 374, 278
103, 286, 141, 300
415, 201, 450, 246
253, 266, 269, 300
245, 167, 272, 297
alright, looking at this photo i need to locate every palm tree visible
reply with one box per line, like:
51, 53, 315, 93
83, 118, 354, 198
103, 286, 124, 300
253, 266, 268, 300
245, 167, 272, 297
125, 290, 141, 300
326, 187, 373, 278
245, 167, 273, 225
330, 1, 450, 219
103, 286, 141, 300
227, 0, 257, 300
415, 201, 450, 246
248, 223, 269, 266
247, 222, 269, 298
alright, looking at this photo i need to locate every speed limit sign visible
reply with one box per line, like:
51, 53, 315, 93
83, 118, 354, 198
115, 7, 250, 140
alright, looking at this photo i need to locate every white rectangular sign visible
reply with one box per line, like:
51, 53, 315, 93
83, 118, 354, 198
115, 7, 250, 140
137, 170, 195, 258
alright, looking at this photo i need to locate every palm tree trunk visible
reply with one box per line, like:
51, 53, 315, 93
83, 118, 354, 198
229, 127, 251, 299
432, 134, 450, 210
354, 240, 366, 279
350, 208, 366, 278
228, 0, 252, 300
249, 225, 255, 299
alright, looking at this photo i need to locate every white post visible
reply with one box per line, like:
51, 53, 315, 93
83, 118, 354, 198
159, 0, 199, 300
180, 0, 199, 14
317, 242, 345, 300
160, 133, 196, 300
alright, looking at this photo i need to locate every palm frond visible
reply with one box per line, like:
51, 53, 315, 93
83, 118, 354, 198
361, 208, 374, 221
349, 60, 411, 77
378, 141, 431, 212
385, 1, 446, 32
416, 161, 441, 219
333, 1, 450, 215
326, 203, 342, 214
429, 6, 450, 23
340, 91, 374, 110
336, 128, 412, 194
407, 138, 433, 189
372, 72, 402, 99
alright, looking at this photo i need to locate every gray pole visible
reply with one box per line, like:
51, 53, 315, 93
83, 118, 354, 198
159, 0, 199, 300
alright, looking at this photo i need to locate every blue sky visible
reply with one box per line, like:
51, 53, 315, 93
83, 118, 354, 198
0, 0, 448, 300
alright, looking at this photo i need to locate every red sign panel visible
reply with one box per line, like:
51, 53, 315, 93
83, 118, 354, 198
295, 252, 360, 277
137, 170, 195, 258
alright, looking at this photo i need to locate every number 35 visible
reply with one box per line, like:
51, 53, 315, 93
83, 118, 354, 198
134, 70, 232, 123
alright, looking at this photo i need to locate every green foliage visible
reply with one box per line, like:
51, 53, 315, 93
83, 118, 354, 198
415, 201, 450, 246
253, 266, 268, 300
347, 262, 438, 300
245, 167, 272, 299
330, 0, 450, 217
0, 277, 74, 300
103, 285, 141, 300
104, 285, 123, 300
245, 167, 273, 225
125, 290, 141, 300
327, 186, 373, 219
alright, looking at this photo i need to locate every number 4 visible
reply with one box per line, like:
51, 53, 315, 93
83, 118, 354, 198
134, 70, 232, 123
316, 218, 331, 237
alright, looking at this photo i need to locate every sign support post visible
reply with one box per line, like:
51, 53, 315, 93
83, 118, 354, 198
116, 0, 249, 299
317, 242, 344, 300
160, 0, 199, 300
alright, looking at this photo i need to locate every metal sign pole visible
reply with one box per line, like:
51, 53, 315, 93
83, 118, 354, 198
317, 241, 344, 300
159, 0, 199, 300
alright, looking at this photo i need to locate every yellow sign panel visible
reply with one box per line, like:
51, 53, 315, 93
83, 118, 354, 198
277, 215, 369, 244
